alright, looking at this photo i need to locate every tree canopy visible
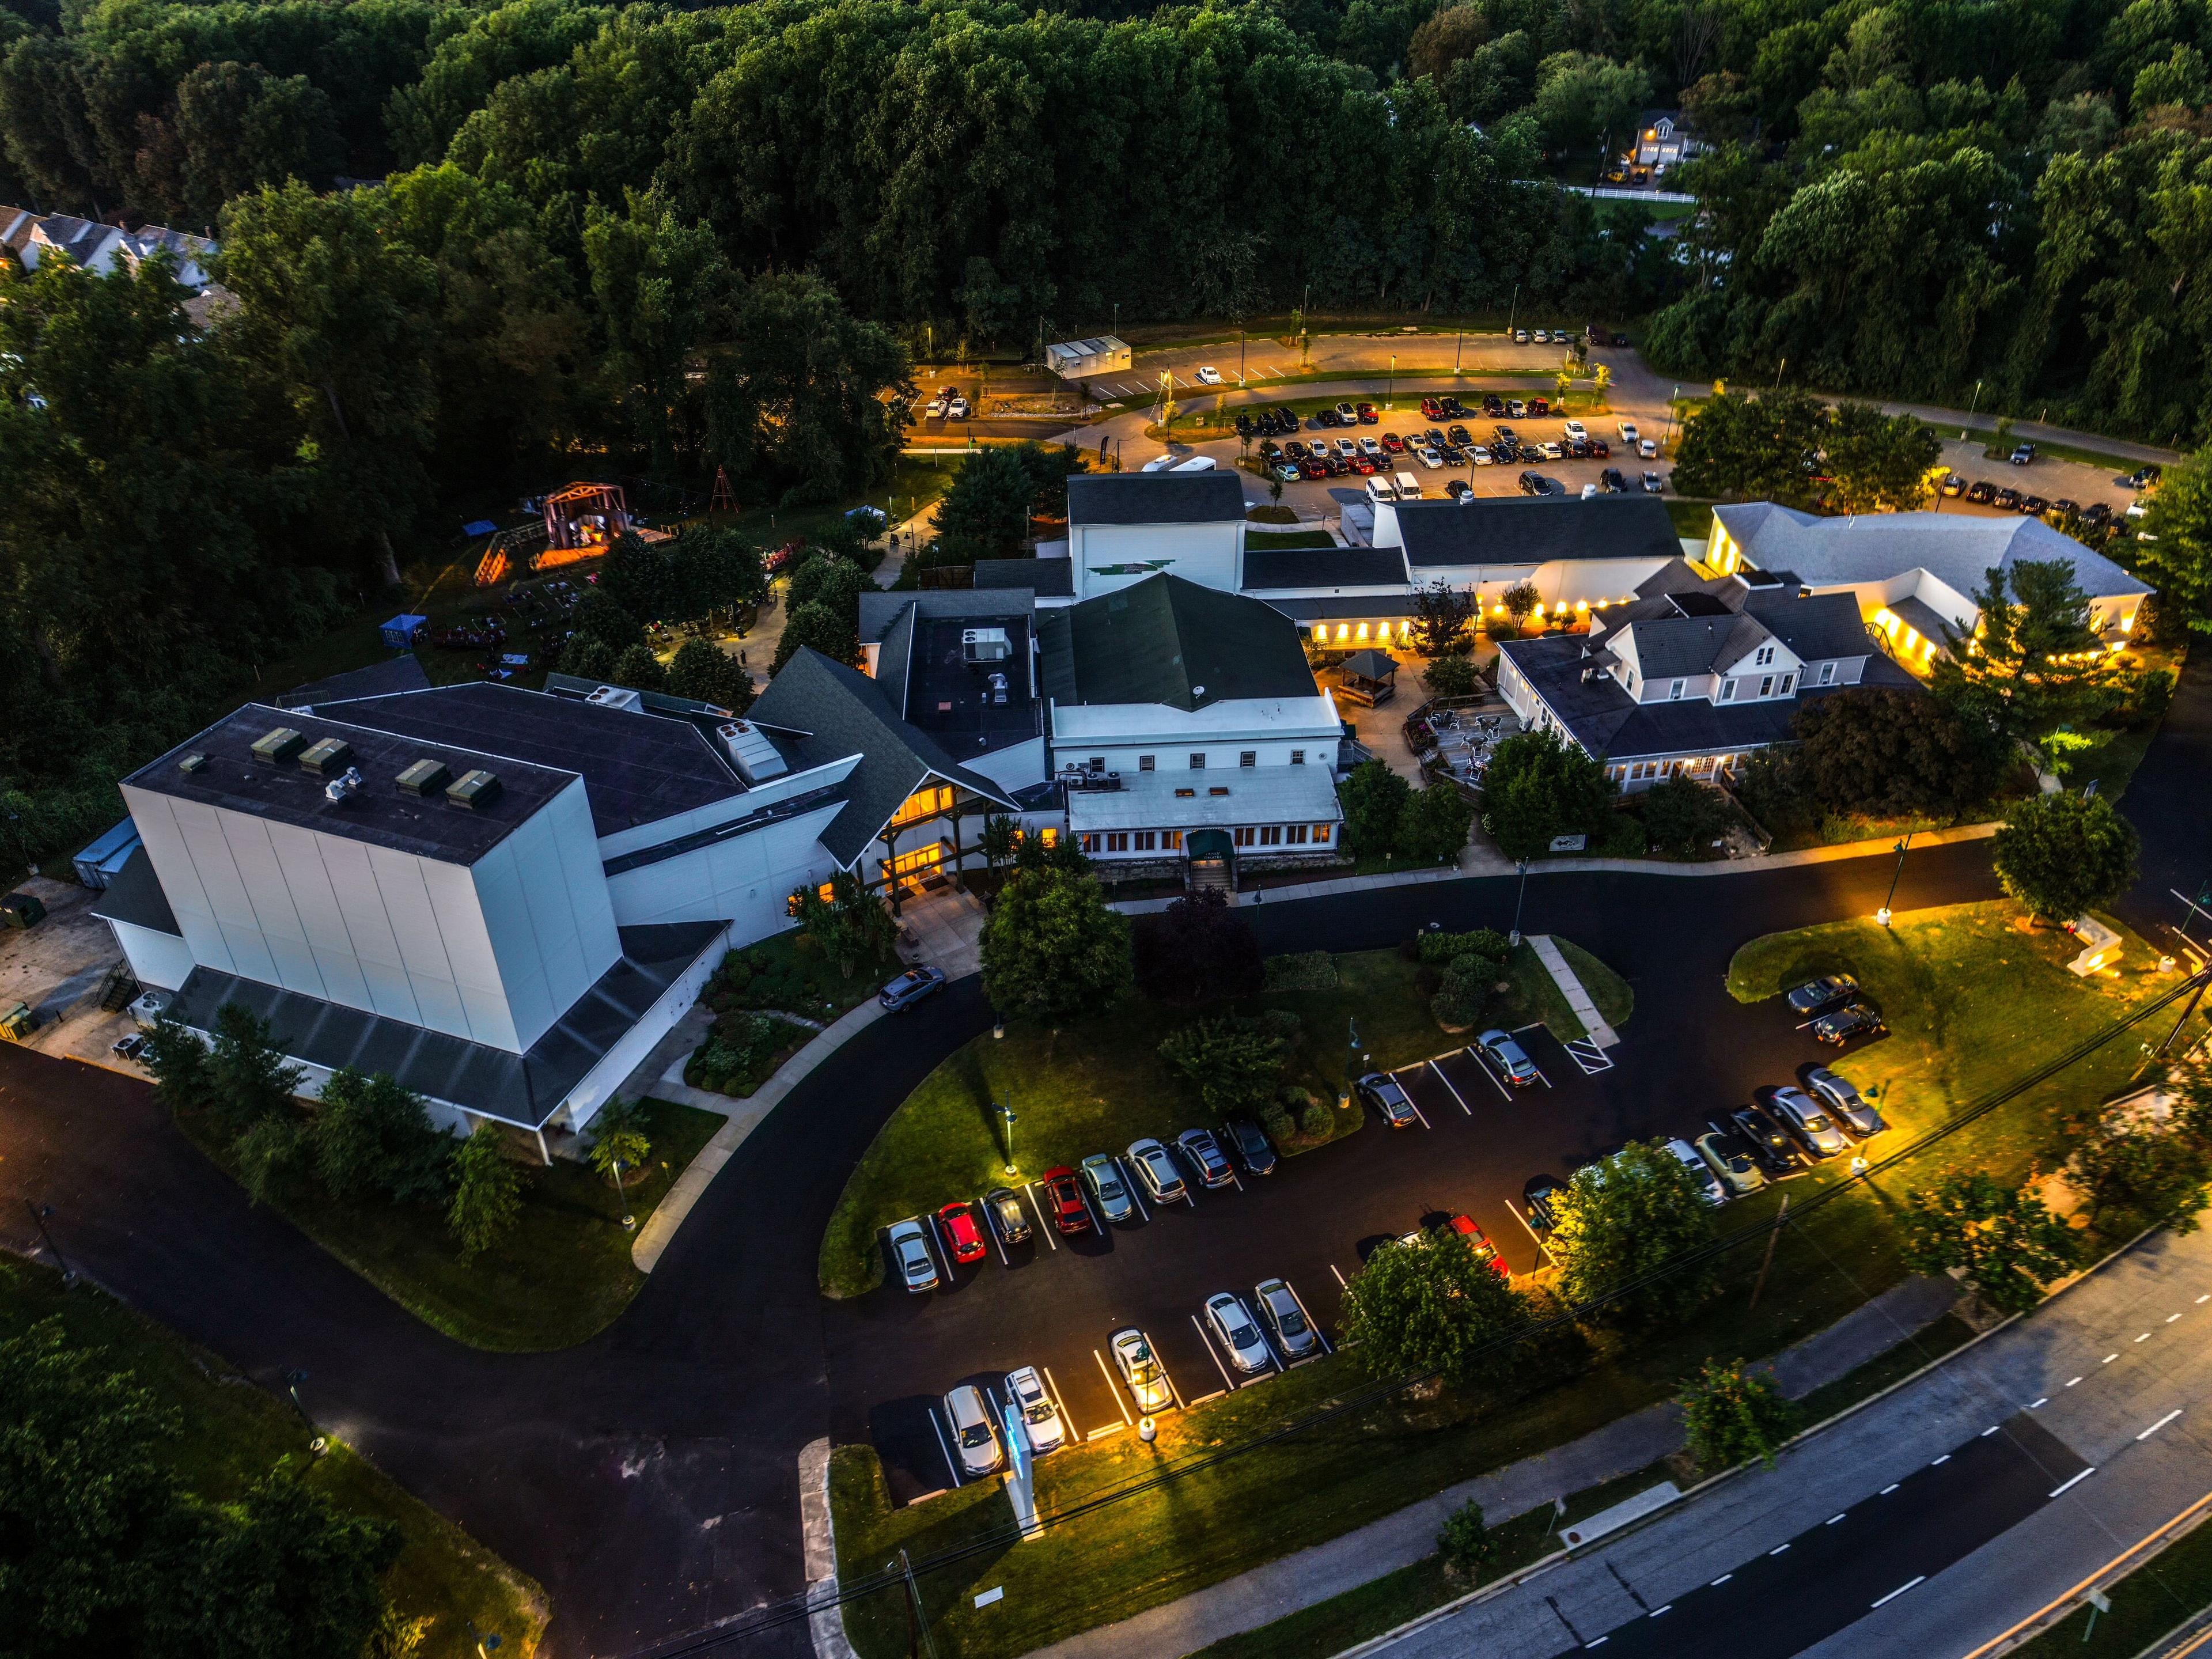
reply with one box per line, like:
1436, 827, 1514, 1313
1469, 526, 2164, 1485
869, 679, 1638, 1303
1990, 790, 2141, 921
981, 866, 1132, 1025
1546, 1140, 1719, 1327
1479, 728, 1616, 860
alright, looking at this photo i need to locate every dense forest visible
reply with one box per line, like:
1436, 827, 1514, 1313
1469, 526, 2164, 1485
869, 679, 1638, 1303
2, 0, 2210, 866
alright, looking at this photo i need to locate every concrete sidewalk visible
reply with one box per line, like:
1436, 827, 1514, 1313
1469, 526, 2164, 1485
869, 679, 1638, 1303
1529, 934, 1618, 1047
1023, 1276, 1960, 1659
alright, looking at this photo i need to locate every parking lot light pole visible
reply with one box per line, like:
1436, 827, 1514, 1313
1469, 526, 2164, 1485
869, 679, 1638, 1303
998, 1104, 1018, 1177
25, 1202, 74, 1285
1389, 353, 1396, 410
1509, 858, 1531, 946
1876, 832, 1914, 927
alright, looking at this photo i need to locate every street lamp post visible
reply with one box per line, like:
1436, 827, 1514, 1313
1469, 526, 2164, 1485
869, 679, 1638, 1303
998, 1103, 1018, 1176
1510, 858, 1531, 945
1962, 379, 1983, 441
1389, 353, 1396, 410
24, 1201, 74, 1285
1876, 832, 1915, 926
1507, 283, 1520, 339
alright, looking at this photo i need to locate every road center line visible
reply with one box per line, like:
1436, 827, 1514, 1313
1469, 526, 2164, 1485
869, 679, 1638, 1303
1650, 1604, 1672, 1616
2198, 1294, 2210, 1304
2103, 1354, 2119, 1364
1982, 1425, 2001, 1436
1711, 1574, 1732, 1586
2030, 1398, 2048, 1409
2138, 1410, 2183, 1441
2168, 1313, 2183, 1323
1932, 1455, 1950, 1465
1871, 1576, 1926, 1609
1880, 1483, 1900, 1494
1827, 1513, 1847, 1525
2136, 1332, 2152, 1343
2049, 1468, 2096, 1497
2067, 1377, 2084, 1387
1768, 1544, 1790, 1556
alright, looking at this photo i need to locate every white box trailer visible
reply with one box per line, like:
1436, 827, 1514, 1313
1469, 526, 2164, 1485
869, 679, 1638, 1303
1044, 336, 1132, 380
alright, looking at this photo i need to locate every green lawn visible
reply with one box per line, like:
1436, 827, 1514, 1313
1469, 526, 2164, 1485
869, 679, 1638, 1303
706, 928, 898, 1022
826, 900, 2204, 1659
1, 1257, 547, 1659
1506, 941, 1586, 1041
2013, 1499, 2212, 1657
181, 1097, 724, 1350
1555, 938, 1635, 1029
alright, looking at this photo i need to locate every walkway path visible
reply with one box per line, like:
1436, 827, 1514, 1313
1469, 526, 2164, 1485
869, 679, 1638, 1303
1024, 1276, 1961, 1659
1531, 933, 1618, 1047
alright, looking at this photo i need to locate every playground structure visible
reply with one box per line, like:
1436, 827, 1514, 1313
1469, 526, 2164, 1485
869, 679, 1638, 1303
474, 482, 671, 586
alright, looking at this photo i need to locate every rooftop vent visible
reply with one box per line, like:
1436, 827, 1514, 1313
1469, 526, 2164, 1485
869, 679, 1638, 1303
445, 769, 503, 811
298, 736, 354, 777
249, 727, 306, 766
396, 758, 452, 797
178, 752, 208, 774
717, 721, 787, 784
962, 626, 1013, 664
322, 766, 364, 805
585, 684, 645, 713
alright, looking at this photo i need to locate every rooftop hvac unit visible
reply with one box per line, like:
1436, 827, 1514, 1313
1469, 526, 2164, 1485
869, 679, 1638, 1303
962, 627, 1013, 664
717, 721, 788, 783
445, 769, 503, 810
586, 684, 646, 713
396, 758, 452, 797
298, 736, 354, 777
249, 727, 306, 765
322, 766, 365, 804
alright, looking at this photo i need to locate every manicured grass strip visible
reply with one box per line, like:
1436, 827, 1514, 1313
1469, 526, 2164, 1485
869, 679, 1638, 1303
0, 1258, 547, 1659
1506, 941, 1585, 1042
1555, 937, 1634, 1029
181, 1096, 724, 1351
2012, 1503, 2212, 1657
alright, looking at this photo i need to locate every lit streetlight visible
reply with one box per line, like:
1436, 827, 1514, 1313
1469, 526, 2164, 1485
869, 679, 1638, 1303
1510, 858, 1532, 945
998, 1103, 1019, 1176
1875, 831, 1915, 926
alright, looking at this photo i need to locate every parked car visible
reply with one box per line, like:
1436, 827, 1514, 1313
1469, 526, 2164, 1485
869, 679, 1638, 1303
937, 1200, 987, 1264
1724, 1105, 1801, 1177
1421, 397, 1445, 419
1082, 1153, 1135, 1221
1641, 471, 1665, 492
1381, 431, 1407, 453
1206, 1293, 1272, 1372
1940, 472, 1966, 497
880, 965, 946, 1011
1177, 1127, 1235, 1188
2010, 443, 2036, 465
1618, 421, 1640, 444
1695, 1129, 1766, 1195
1127, 1138, 1188, 1203
1357, 402, 1379, 423
1785, 972, 1860, 1017
1224, 1115, 1278, 1175
1395, 470, 1423, 498
1469, 444, 1494, 465
1448, 423, 1474, 445
1513, 329, 1531, 345
1272, 461, 1302, 483
2022, 494, 2050, 516
1523, 1174, 1563, 1232
1993, 486, 2023, 511
1397, 1212, 1512, 1278
1506, 397, 1527, 416
1040, 1164, 1092, 1234
946, 396, 971, 419
1194, 366, 1222, 385
982, 1186, 1032, 1245
1966, 479, 1997, 504
1478, 1028, 1539, 1086
1518, 469, 1546, 495
1446, 479, 1472, 501
1639, 437, 1660, 459
1665, 1137, 1729, 1205
1806, 1066, 1886, 1136
942, 1384, 1004, 1477
1600, 467, 1627, 492
1768, 1086, 1850, 1158
1416, 446, 1444, 469
1810, 1000, 1887, 1045
1111, 1328, 1173, 1412
1255, 1277, 1318, 1358
1005, 1365, 1063, 1453
1562, 419, 1588, 442
887, 1218, 939, 1291
1355, 1070, 1420, 1127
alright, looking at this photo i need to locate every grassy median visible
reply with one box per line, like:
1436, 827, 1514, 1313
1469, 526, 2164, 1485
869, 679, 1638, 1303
1, 1257, 548, 1659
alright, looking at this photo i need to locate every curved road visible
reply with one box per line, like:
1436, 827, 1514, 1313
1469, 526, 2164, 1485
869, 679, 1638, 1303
1, 652, 2203, 1658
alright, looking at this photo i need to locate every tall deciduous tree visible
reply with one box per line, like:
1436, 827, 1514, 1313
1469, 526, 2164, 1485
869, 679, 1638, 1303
1990, 791, 2140, 921
1397, 781, 1475, 863
2138, 445, 2212, 633
1822, 403, 1942, 512
1901, 1172, 2077, 1314
1479, 729, 1615, 860
1669, 389, 1827, 505
1339, 1225, 1528, 1388
308, 1068, 451, 1206
1158, 1014, 1297, 1116
1547, 1141, 1719, 1326
982, 868, 1132, 1025
1679, 1359, 1802, 1471
1132, 892, 1264, 1006
1338, 759, 1411, 856
448, 1122, 522, 1261
1410, 579, 1478, 656
665, 639, 755, 712
1790, 687, 2007, 816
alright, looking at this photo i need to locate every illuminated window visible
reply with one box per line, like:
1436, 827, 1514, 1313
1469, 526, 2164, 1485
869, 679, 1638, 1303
1165, 830, 1183, 850
1039, 827, 1059, 846
1079, 833, 1099, 853
880, 842, 946, 880
1312, 824, 1332, 843
1175, 787, 1196, 798
891, 783, 954, 828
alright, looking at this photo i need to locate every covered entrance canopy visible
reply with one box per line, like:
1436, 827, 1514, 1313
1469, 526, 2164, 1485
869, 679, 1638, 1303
1337, 649, 1399, 707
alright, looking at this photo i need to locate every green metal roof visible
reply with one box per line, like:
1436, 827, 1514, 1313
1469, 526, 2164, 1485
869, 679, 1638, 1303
1039, 574, 1318, 711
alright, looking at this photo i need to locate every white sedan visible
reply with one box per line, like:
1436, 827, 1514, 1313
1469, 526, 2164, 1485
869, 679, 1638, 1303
1005, 1365, 1065, 1453
1194, 366, 1223, 385
1112, 1328, 1174, 1412
942, 1384, 1005, 1478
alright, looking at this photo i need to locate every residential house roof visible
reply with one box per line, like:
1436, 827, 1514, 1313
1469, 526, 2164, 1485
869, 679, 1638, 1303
1741, 590, 1874, 662
1039, 573, 1318, 711
1714, 504, 2152, 602
1241, 544, 1409, 589
1393, 495, 1684, 569
1067, 471, 1245, 526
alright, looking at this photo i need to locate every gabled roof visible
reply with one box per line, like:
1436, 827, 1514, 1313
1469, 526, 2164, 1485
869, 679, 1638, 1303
1241, 544, 1408, 589
748, 649, 1018, 868
1038, 573, 1318, 711
1743, 590, 1874, 662
1068, 471, 1244, 526
1616, 613, 1767, 678
1394, 495, 1683, 569
1714, 503, 2152, 602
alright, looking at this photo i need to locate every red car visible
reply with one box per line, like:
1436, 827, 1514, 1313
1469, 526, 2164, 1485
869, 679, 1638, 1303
1421, 396, 1444, 419
1040, 1166, 1092, 1235
1355, 402, 1378, 423
1447, 1213, 1512, 1280
1350, 453, 1378, 475
937, 1201, 987, 1264
1528, 397, 1550, 416
1381, 431, 1406, 452
1300, 457, 1329, 480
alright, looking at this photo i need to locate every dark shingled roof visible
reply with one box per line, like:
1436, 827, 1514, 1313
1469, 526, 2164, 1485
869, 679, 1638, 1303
1500, 635, 1918, 762
748, 649, 1018, 868
1241, 544, 1408, 589
1395, 495, 1684, 569
1743, 590, 1877, 662
975, 558, 1074, 597
124, 703, 577, 864
161, 922, 725, 1130
277, 654, 431, 710
1068, 471, 1244, 526
89, 846, 179, 936
1039, 573, 1317, 710
319, 683, 743, 836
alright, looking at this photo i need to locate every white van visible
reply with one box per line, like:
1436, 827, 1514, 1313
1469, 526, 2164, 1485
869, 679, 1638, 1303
1395, 471, 1423, 499
1169, 455, 1217, 472
1140, 454, 1176, 472
1366, 476, 1399, 506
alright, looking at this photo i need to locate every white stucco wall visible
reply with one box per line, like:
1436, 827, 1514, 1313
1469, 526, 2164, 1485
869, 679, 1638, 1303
1072, 520, 1243, 599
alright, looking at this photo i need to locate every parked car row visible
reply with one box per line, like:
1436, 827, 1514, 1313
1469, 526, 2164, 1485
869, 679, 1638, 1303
921, 384, 972, 421
1783, 971, 1888, 1044
1939, 472, 2119, 528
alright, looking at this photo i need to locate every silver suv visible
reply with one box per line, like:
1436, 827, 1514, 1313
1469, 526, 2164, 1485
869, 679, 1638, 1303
887, 1218, 938, 1292
1081, 1154, 1134, 1222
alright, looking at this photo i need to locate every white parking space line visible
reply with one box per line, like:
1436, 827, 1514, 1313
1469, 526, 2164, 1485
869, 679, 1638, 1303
1406, 1094, 1433, 1130
1021, 1183, 1056, 1250
929, 1407, 962, 1486
1286, 1279, 1332, 1355
1330, 1262, 1349, 1289
1469, 1048, 1513, 1101
1043, 1366, 1080, 1443
925, 1211, 949, 1272
1508, 1200, 1554, 1265
1194, 1315, 1237, 1392
1429, 1058, 1474, 1115
1080, 1183, 1105, 1233
1164, 1355, 1187, 1412
1127, 1171, 1150, 1222
1093, 1349, 1133, 1426
1229, 1171, 1245, 1192
988, 1215, 1010, 1268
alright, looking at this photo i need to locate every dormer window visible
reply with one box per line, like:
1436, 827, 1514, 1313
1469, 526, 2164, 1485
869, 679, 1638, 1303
1669, 679, 1684, 700
1754, 646, 1775, 668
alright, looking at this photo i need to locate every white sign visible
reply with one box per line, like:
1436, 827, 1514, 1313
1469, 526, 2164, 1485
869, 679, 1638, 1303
1548, 833, 1587, 853
974, 1587, 1005, 1608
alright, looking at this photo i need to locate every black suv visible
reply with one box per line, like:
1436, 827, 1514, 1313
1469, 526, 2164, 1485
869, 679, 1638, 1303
1223, 1115, 1277, 1176
1722, 1106, 1801, 1177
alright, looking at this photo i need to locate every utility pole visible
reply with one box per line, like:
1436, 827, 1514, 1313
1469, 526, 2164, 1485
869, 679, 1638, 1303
1509, 859, 1531, 945
24, 1201, 74, 1285
1747, 1195, 1790, 1312
1876, 831, 1914, 927
1507, 283, 1520, 338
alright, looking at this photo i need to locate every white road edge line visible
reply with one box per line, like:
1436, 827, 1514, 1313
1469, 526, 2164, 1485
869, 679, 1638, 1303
1871, 1576, 1925, 1609
2049, 1468, 2096, 1497
1429, 1057, 1474, 1116
1093, 1349, 1132, 1426
1193, 1314, 1237, 1392
1021, 1183, 1056, 1251
928, 1407, 961, 1486
2138, 1410, 2183, 1441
